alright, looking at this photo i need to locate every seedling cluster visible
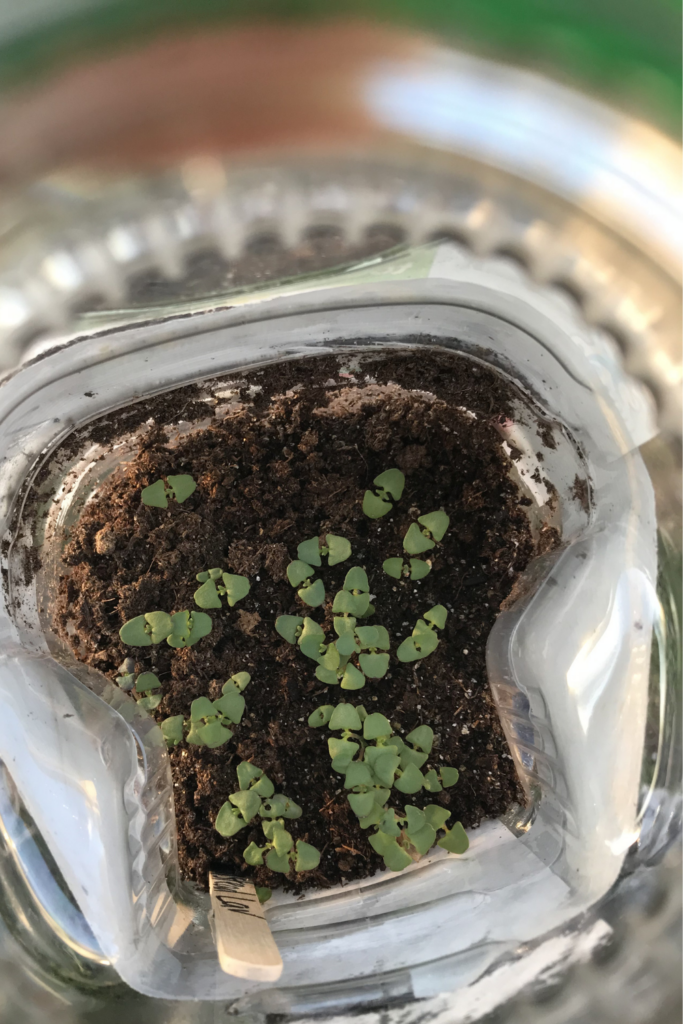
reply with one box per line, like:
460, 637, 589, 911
309, 702, 468, 871
215, 760, 321, 875
116, 464, 470, 883
161, 672, 251, 749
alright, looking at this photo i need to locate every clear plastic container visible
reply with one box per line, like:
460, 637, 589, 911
0, 237, 660, 1002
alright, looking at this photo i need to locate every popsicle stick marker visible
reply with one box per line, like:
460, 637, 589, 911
209, 872, 283, 982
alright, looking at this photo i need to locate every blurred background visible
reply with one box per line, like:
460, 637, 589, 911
0, 1, 679, 1022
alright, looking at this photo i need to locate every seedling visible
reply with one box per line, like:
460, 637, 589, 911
403, 511, 450, 555
396, 605, 448, 662
363, 468, 405, 519
135, 671, 161, 693
275, 615, 304, 644
369, 802, 468, 870
332, 566, 372, 620
119, 610, 173, 647
223, 671, 251, 693
286, 560, 326, 608
161, 715, 184, 748
297, 534, 351, 567
138, 694, 162, 712
355, 625, 390, 679
186, 691, 241, 748
215, 761, 302, 838
167, 610, 213, 648
194, 568, 250, 609
243, 819, 321, 874
141, 474, 197, 508
134, 671, 162, 711
382, 557, 431, 581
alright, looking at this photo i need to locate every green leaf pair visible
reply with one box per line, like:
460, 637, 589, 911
396, 605, 448, 662
186, 691, 243, 748
119, 609, 212, 648
297, 534, 351, 567
134, 671, 163, 712
382, 557, 431, 581
141, 474, 197, 508
362, 468, 405, 519
402, 511, 450, 555
194, 568, 250, 609
243, 820, 321, 874
286, 560, 326, 608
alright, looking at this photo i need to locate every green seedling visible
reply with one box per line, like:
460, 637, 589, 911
382, 557, 431, 581
396, 605, 448, 662
403, 511, 450, 555
167, 610, 213, 648
308, 705, 334, 727
256, 887, 272, 904
422, 766, 460, 792
186, 693, 239, 748
222, 671, 251, 693
135, 671, 161, 693
275, 615, 304, 644
369, 802, 467, 870
215, 761, 301, 838
400, 725, 434, 770
243, 819, 321, 874
161, 715, 184, 748
418, 511, 450, 542
297, 534, 351, 567
141, 474, 197, 508
355, 625, 390, 679
437, 821, 469, 854
286, 560, 326, 608
119, 610, 173, 647
332, 565, 372, 621
363, 468, 405, 519
194, 568, 250, 609
138, 694, 161, 712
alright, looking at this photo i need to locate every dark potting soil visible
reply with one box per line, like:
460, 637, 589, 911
53, 350, 556, 893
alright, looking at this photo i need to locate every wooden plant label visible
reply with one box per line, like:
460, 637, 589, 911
209, 872, 283, 982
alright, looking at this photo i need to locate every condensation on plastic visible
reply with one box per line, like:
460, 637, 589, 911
0, 242, 658, 999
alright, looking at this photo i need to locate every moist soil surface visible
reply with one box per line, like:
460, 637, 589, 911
54, 350, 550, 893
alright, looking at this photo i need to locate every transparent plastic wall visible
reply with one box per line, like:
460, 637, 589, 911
0, 237, 660, 1000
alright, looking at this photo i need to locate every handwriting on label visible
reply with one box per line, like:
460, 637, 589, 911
209, 872, 283, 982
212, 875, 261, 915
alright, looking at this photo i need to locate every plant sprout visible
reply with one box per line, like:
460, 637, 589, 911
141, 474, 197, 508
186, 693, 238, 748
275, 614, 304, 644
161, 715, 184, 747
167, 610, 213, 648
368, 801, 468, 871
286, 560, 326, 608
134, 671, 162, 711
243, 819, 321, 874
194, 568, 250, 609
396, 605, 448, 662
119, 610, 173, 646
403, 511, 450, 555
214, 761, 303, 839
362, 468, 405, 519
315, 700, 465, 858
297, 534, 351, 567
382, 557, 431, 581
355, 625, 390, 679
